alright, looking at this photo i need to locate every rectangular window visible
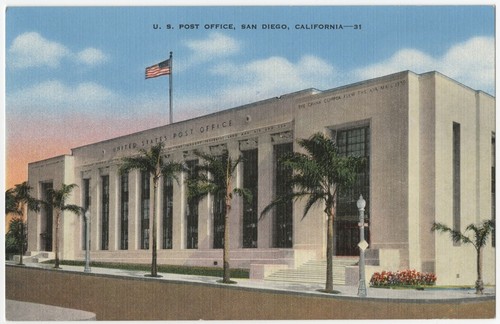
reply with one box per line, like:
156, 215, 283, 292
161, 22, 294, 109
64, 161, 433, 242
162, 177, 173, 249
453, 122, 461, 246
333, 125, 370, 256
82, 179, 90, 249
101, 175, 109, 250
186, 160, 198, 249
41, 182, 53, 252
274, 143, 293, 248
242, 149, 258, 248
120, 173, 129, 250
213, 190, 225, 249
141, 171, 150, 249
335, 126, 370, 216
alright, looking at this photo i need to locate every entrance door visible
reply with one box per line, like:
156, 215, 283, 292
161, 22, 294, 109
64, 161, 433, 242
335, 220, 369, 256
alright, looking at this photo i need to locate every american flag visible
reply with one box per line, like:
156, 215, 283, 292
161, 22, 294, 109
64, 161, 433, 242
145, 58, 171, 79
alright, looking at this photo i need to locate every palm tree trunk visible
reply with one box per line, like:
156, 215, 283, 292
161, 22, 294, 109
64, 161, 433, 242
223, 195, 231, 283
475, 247, 483, 294
18, 221, 24, 266
325, 209, 334, 292
151, 181, 158, 277
54, 211, 60, 269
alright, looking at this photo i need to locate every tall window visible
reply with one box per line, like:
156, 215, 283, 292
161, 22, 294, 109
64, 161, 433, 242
101, 175, 109, 250
453, 122, 461, 246
141, 171, 150, 249
333, 125, 370, 256
82, 179, 90, 249
274, 143, 293, 248
120, 173, 129, 250
162, 177, 173, 249
242, 149, 258, 248
41, 182, 53, 252
213, 190, 225, 249
186, 160, 198, 249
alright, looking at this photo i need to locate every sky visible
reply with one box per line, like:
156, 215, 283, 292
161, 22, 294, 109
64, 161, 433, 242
3, 5, 496, 191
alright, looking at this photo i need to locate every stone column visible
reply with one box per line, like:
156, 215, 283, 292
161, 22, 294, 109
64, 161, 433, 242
90, 168, 100, 252
227, 141, 242, 250
172, 151, 184, 250
257, 135, 274, 248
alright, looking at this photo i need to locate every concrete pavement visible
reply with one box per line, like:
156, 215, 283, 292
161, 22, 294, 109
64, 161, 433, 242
6, 300, 96, 321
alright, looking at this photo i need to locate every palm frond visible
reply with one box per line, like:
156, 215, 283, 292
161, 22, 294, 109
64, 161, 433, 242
160, 161, 184, 186
40, 183, 81, 217
119, 155, 154, 175
260, 191, 311, 219
302, 191, 327, 219
233, 187, 252, 204
6, 188, 20, 215
261, 132, 364, 222
465, 219, 496, 249
62, 204, 84, 215
432, 222, 472, 245
7, 182, 42, 214
260, 196, 288, 218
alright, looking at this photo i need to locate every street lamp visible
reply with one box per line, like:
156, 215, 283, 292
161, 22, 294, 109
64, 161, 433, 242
84, 210, 91, 273
357, 195, 367, 297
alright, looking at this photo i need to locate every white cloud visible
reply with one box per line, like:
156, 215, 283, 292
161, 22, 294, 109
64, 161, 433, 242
8, 32, 70, 68
185, 32, 240, 60
9, 80, 118, 113
8, 32, 108, 69
177, 32, 241, 72
77, 48, 109, 66
355, 36, 494, 93
180, 35, 495, 115
354, 49, 435, 80
181, 54, 336, 112
439, 37, 494, 92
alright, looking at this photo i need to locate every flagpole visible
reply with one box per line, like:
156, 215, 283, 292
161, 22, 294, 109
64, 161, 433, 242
169, 51, 173, 124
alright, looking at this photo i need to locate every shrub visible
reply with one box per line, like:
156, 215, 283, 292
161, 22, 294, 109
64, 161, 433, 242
370, 269, 436, 287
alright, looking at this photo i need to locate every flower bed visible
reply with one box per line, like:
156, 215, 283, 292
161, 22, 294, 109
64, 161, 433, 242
370, 269, 436, 288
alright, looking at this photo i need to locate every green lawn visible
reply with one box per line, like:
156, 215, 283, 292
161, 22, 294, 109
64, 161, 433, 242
41, 260, 250, 278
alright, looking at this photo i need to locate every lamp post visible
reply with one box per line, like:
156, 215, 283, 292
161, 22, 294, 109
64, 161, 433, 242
84, 210, 91, 273
357, 195, 367, 297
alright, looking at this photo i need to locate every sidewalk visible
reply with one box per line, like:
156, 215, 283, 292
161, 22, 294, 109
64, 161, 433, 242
6, 300, 97, 321
9, 261, 495, 302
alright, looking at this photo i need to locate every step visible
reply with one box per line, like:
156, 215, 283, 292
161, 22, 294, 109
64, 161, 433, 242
16, 251, 56, 263
264, 258, 358, 285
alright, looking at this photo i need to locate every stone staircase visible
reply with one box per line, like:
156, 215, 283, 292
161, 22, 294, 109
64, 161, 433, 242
264, 257, 358, 285
13, 252, 55, 264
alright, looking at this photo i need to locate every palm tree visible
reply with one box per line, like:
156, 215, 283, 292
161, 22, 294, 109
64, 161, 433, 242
6, 217, 27, 261
119, 142, 183, 277
186, 150, 251, 284
6, 182, 41, 265
41, 183, 82, 269
6, 188, 19, 215
432, 219, 495, 294
261, 132, 365, 293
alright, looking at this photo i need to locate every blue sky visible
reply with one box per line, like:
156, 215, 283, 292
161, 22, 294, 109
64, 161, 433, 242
4, 5, 496, 187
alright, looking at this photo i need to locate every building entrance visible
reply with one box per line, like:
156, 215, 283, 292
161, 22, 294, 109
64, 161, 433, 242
335, 220, 369, 256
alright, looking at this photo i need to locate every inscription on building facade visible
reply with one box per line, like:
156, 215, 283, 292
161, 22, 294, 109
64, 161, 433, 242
298, 79, 407, 109
113, 120, 233, 152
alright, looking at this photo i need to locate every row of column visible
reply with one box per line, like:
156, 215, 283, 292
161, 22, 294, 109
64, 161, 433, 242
78, 132, 292, 252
